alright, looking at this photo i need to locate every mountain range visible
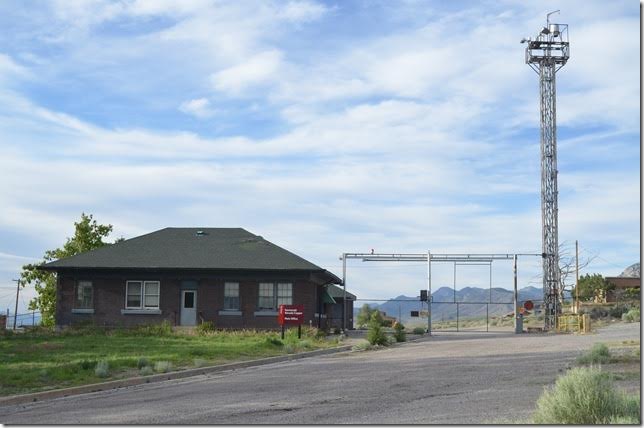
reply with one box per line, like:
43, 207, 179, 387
355, 286, 548, 323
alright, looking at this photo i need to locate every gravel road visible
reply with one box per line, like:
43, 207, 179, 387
0, 322, 639, 424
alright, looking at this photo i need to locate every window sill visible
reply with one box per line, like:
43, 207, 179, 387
254, 311, 278, 316
121, 309, 162, 315
72, 308, 94, 314
218, 310, 242, 316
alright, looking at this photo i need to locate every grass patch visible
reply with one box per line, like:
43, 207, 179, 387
0, 325, 337, 396
576, 343, 611, 365
532, 367, 640, 424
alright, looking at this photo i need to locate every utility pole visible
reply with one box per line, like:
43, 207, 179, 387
523, 11, 570, 330
575, 240, 579, 313
12, 279, 20, 330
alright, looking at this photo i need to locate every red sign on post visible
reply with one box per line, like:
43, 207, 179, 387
278, 304, 304, 326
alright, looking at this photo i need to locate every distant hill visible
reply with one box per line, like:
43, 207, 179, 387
354, 286, 546, 323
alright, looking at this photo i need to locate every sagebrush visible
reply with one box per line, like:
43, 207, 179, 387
576, 342, 611, 365
532, 367, 640, 424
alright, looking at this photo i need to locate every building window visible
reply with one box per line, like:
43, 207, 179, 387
75, 281, 93, 309
258, 283, 275, 310
144, 282, 160, 308
224, 282, 240, 310
126, 281, 160, 309
257, 282, 292, 311
277, 283, 293, 306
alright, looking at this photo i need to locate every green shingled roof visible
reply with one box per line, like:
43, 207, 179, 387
326, 284, 356, 300
41, 228, 339, 282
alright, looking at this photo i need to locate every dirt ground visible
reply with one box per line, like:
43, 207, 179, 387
0, 322, 640, 424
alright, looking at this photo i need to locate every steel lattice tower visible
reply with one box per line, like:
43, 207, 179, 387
523, 11, 570, 330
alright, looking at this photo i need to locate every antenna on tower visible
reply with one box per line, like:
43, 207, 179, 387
523, 13, 570, 331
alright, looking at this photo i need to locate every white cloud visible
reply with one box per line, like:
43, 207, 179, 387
179, 98, 217, 119
210, 50, 284, 96
278, 0, 330, 22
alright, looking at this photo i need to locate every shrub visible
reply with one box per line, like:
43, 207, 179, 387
367, 312, 388, 346
284, 344, 295, 354
94, 360, 110, 378
622, 308, 640, 323
351, 341, 372, 352
139, 366, 154, 376
589, 307, 609, 320
393, 322, 406, 342
298, 339, 312, 349
412, 327, 425, 335
532, 367, 640, 424
576, 343, 611, 365
265, 336, 284, 347
196, 321, 216, 335
193, 359, 208, 368
137, 357, 150, 369
609, 305, 628, 319
154, 361, 172, 373
79, 359, 96, 370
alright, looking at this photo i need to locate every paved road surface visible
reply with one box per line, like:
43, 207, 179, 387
0, 323, 639, 424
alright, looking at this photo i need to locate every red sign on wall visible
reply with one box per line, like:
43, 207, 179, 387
278, 304, 304, 326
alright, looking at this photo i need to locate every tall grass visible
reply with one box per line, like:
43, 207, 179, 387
532, 367, 640, 424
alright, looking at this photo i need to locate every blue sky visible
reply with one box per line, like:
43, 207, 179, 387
0, 0, 639, 313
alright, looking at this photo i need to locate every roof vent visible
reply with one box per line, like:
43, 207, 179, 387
196, 230, 208, 237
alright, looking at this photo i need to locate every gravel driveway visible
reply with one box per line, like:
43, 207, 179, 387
0, 322, 639, 424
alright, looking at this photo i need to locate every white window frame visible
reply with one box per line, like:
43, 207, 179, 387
223, 282, 240, 311
125, 280, 160, 310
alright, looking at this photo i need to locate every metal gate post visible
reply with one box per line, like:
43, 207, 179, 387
342, 253, 347, 334
456, 303, 459, 332
427, 250, 432, 336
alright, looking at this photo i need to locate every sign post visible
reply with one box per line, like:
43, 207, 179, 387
278, 304, 304, 339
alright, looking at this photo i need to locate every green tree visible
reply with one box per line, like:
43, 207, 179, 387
356, 303, 375, 329
575, 273, 613, 302
20, 213, 114, 326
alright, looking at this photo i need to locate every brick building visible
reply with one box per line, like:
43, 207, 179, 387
41, 228, 345, 329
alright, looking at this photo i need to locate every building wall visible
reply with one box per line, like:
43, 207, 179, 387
55, 269, 322, 329
323, 298, 354, 330
606, 277, 641, 289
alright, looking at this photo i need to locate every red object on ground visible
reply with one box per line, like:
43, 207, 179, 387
278, 305, 304, 326
524, 300, 534, 310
